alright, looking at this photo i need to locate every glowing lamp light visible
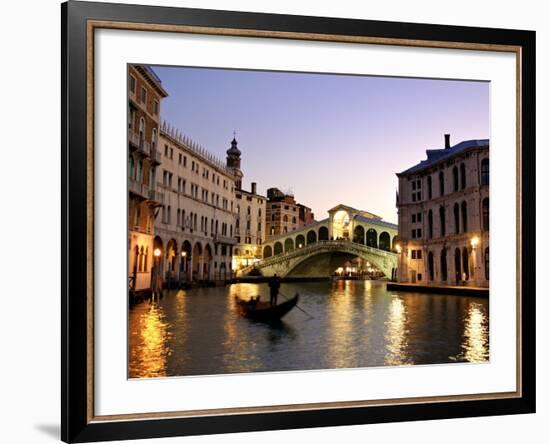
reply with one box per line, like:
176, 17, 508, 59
181, 251, 187, 257
153, 248, 162, 258
298, 243, 303, 248
395, 244, 402, 254
470, 236, 480, 249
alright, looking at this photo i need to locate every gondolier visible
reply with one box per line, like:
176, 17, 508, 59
268, 274, 281, 306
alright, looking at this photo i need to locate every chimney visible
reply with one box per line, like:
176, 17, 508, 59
444, 133, 451, 149
251, 182, 257, 195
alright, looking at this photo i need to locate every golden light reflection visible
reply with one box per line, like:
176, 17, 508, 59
326, 281, 356, 368
384, 296, 411, 366
222, 284, 262, 373
461, 303, 489, 362
129, 304, 171, 378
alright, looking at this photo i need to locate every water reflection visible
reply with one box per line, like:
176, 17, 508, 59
128, 281, 489, 378
384, 296, 412, 366
128, 303, 171, 378
460, 302, 490, 362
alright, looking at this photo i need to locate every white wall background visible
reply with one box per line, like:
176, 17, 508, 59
0, 1, 547, 443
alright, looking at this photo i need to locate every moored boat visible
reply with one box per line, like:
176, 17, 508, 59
235, 294, 299, 323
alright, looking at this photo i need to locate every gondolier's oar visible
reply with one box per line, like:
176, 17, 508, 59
279, 291, 315, 319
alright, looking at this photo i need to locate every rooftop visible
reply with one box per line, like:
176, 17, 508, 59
397, 138, 489, 176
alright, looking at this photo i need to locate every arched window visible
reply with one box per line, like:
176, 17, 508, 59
462, 247, 470, 280
129, 155, 135, 179
440, 249, 448, 281
353, 225, 365, 244
454, 248, 461, 283
482, 198, 489, 231
460, 163, 466, 189
292, 216, 297, 224
379, 232, 391, 251
366, 229, 378, 248
283, 215, 288, 223
247, 206, 251, 215
137, 159, 143, 182
484, 247, 489, 280
481, 158, 489, 186
428, 252, 434, 280
454, 203, 460, 234
139, 246, 145, 272
144, 247, 149, 272
284, 238, 294, 252
439, 205, 446, 237
428, 210, 433, 239
453, 166, 459, 192
427, 175, 433, 199
461, 201, 468, 233
439, 171, 445, 196
138, 117, 145, 147
152, 128, 157, 151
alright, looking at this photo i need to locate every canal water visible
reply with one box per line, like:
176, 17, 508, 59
128, 280, 489, 378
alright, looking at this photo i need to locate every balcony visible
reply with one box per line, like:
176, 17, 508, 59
128, 129, 152, 156
128, 129, 140, 147
150, 149, 161, 164
148, 188, 164, 205
128, 179, 149, 199
214, 234, 238, 245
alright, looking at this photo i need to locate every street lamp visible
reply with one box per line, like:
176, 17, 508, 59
395, 244, 402, 254
470, 236, 480, 249
154, 248, 161, 258
298, 243, 303, 249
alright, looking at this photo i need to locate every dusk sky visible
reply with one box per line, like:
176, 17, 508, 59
152, 65, 489, 223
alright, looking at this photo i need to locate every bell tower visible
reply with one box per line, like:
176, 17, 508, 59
226, 133, 243, 189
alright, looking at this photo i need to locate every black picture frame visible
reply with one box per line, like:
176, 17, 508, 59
61, 1, 536, 442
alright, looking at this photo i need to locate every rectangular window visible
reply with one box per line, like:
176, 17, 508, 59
412, 214, 416, 223
411, 229, 416, 239
412, 181, 416, 191
129, 75, 136, 93
140, 87, 147, 103
183, 156, 187, 167
153, 100, 159, 115
412, 194, 416, 202
417, 213, 422, 222
417, 250, 422, 259
412, 250, 417, 259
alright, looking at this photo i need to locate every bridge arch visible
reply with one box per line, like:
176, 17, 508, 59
353, 225, 365, 244
274, 241, 283, 255
366, 228, 378, 248
282, 242, 396, 279
295, 234, 305, 249
284, 237, 294, 253
307, 230, 317, 244
379, 231, 391, 251
263, 245, 272, 258
318, 226, 329, 241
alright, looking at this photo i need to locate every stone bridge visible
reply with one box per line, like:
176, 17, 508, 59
238, 239, 398, 279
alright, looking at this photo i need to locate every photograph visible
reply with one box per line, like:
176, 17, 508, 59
127, 64, 490, 378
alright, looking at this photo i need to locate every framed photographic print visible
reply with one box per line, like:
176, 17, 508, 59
61, 0, 536, 442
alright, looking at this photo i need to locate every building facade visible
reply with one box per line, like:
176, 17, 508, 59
153, 125, 238, 285
265, 188, 315, 239
233, 182, 267, 271
128, 65, 168, 293
395, 134, 490, 287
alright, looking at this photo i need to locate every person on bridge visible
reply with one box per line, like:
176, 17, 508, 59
268, 274, 281, 306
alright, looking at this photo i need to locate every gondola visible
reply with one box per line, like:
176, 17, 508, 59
235, 294, 299, 323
